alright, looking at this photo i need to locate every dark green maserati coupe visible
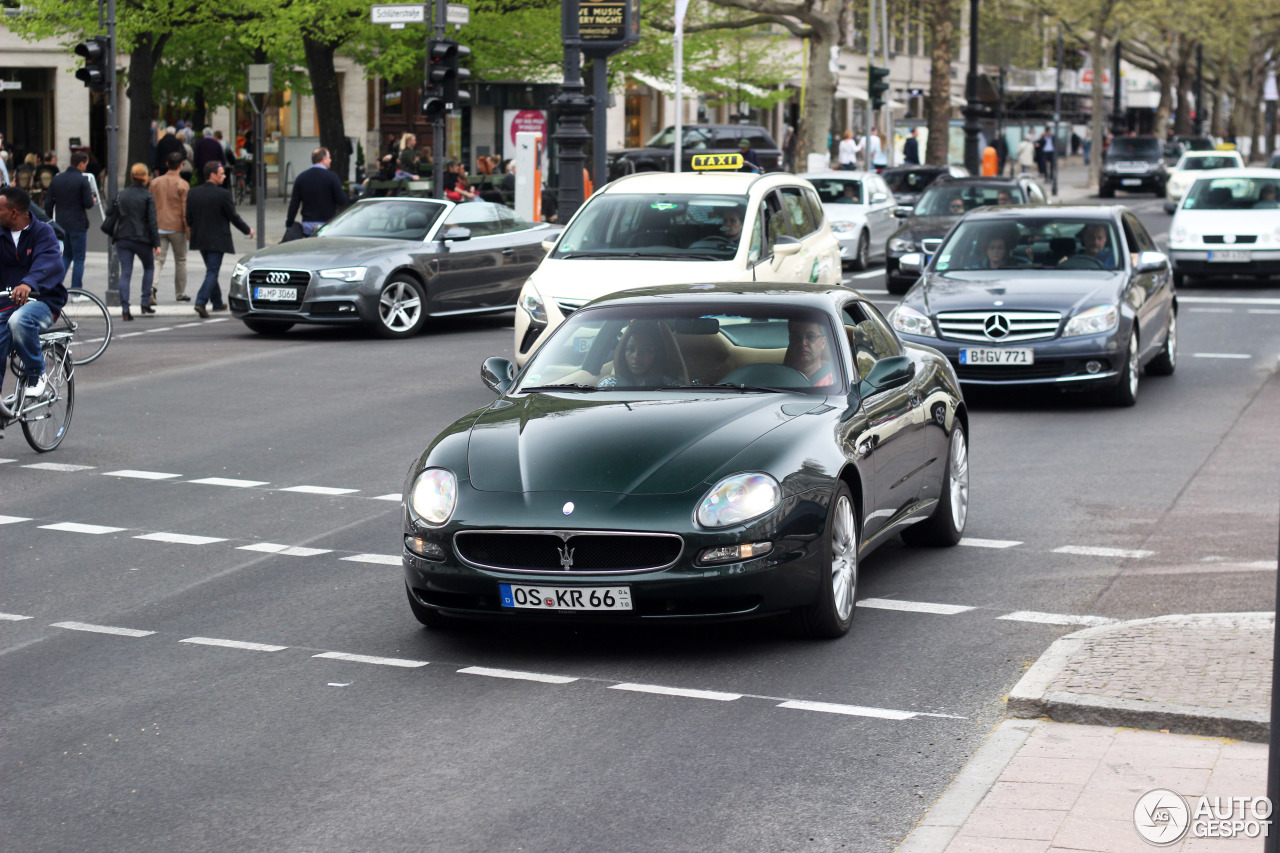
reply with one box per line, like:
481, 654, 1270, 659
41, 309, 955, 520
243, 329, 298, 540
402, 283, 969, 638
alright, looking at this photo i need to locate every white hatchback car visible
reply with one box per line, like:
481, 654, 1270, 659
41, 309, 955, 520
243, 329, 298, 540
514, 167, 842, 365
796, 171, 898, 270
1163, 149, 1244, 214
1168, 167, 1280, 285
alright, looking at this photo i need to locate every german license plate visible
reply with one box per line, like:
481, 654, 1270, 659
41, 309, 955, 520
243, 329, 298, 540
1208, 250, 1250, 263
1121, 178, 1143, 186
959, 348, 1034, 365
254, 286, 296, 301
500, 583, 633, 611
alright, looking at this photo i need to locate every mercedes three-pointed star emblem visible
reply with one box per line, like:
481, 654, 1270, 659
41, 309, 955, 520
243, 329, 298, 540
984, 313, 1011, 340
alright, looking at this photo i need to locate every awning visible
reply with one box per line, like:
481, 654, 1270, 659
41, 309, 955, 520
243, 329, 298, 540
629, 72, 682, 96
836, 86, 905, 110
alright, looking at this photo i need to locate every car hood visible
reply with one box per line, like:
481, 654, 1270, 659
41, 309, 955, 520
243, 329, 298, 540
917, 271, 1125, 315
466, 393, 806, 494
894, 216, 958, 243
532, 258, 744, 302
1172, 208, 1280, 238
822, 203, 872, 225
244, 237, 420, 267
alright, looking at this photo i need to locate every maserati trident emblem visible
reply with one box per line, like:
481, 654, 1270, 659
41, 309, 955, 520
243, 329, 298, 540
557, 544, 575, 569
984, 313, 1011, 340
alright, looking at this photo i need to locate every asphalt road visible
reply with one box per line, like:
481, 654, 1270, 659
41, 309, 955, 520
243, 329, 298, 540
3, 197, 1277, 853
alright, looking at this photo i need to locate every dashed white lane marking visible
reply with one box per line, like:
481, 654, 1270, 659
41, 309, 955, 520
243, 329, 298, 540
104, 469, 182, 480
858, 598, 975, 615
998, 611, 1117, 627
849, 270, 884, 280
610, 683, 741, 701
1192, 353, 1252, 359
1189, 308, 1234, 313
372, 494, 401, 502
1054, 545, 1154, 559
313, 651, 427, 668
960, 537, 1023, 549
179, 637, 288, 652
190, 477, 269, 488
144, 327, 173, 333
1179, 296, 1280, 306
0, 515, 32, 524
238, 543, 332, 557
459, 666, 578, 684
23, 462, 95, 472
0, 613, 33, 621
342, 553, 401, 565
280, 485, 360, 496
777, 700, 916, 720
206, 318, 230, 324
174, 322, 204, 328
1248, 309, 1280, 315
40, 521, 126, 535
136, 532, 228, 545
115, 332, 147, 338
0, 457, 17, 464
52, 621, 155, 637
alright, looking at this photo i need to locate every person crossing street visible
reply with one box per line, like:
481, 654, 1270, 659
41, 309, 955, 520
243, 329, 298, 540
186, 162, 253, 319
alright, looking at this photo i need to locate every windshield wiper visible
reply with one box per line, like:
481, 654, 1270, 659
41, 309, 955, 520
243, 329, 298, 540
556, 251, 630, 259
520, 384, 599, 393
696, 382, 791, 393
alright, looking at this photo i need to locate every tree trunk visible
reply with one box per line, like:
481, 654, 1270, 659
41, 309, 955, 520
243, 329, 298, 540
303, 35, 349, 185
1173, 39, 1193, 136
925, 0, 954, 165
192, 88, 207, 132
799, 18, 840, 168
126, 33, 167, 179
1089, 32, 1108, 189
1152, 37, 1174, 140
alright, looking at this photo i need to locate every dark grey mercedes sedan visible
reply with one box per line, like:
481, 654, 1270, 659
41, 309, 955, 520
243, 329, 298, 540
886, 205, 1177, 406
228, 198, 560, 338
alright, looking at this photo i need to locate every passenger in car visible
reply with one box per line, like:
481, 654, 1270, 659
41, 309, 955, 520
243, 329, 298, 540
979, 231, 1023, 269
598, 321, 684, 388
1069, 223, 1116, 269
1256, 184, 1278, 209
784, 319, 836, 387
948, 197, 967, 215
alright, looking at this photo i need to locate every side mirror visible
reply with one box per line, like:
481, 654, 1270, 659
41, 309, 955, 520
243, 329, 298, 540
541, 239, 557, 253
872, 192, 889, 203
772, 235, 802, 257
1136, 250, 1169, 273
481, 356, 516, 395
898, 252, 924, 273
442, 226, 472, 242
861, 356, 916, 393
893, 206, 912, 219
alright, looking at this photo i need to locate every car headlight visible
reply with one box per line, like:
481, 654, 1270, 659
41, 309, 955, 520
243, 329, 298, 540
1062, 304, 1119, 338
890, 304, 936, 337
519, 280, 547, 324
889, 237, 916, 253
1170, 226, 1198, 244
409, 468, 458, 526
319, 267, 368, 282
696, 473, 781, 528
830, 220, 857, 234
232, 262, 248, 280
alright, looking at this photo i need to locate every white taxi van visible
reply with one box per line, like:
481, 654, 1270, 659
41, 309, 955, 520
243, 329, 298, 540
513, 155, 842, 365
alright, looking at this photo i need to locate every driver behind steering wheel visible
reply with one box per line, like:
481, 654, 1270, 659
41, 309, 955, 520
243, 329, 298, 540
720, 208, 744, 243
1065, 223, 1116, 269
784, 319, 836, 387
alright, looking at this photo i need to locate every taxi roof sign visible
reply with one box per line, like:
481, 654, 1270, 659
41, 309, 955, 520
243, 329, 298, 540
691, 153, 743, 171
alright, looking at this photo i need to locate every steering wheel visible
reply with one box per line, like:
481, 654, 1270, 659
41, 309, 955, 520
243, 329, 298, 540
719, 363, 812, 388
1058, 255, 1106, 270
690, 235, 735, 250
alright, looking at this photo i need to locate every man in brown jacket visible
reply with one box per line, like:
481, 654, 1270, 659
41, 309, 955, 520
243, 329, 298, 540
150, 151, 191, 302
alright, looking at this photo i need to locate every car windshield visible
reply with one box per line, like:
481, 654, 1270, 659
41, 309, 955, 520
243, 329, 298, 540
809, 178, 863, 204
551, 194, 750, 261
516, 302, 845, 394
1179, 155, 1240, 171
916, 184, 1019, 216
1183, 178, 1280, 210
934, 218, 1123, 272
1107, 138, 1162, 159
883, 168, 940, 194
644, 126, 718, 149
318, 200, 446, 240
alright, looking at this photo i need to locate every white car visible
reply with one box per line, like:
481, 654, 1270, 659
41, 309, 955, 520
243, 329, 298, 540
796, 171, 897, 270
514, 167, 842, 365
1168, 167, 1280, 285
1164, 150, 1244, 214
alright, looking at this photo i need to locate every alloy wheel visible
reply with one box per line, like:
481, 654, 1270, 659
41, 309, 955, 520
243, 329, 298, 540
830, 495, 857, 622
380, 280, 423, 333
948, 428, 969, 532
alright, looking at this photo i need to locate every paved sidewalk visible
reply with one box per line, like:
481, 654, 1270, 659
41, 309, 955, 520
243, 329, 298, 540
897, 612, 1275, 853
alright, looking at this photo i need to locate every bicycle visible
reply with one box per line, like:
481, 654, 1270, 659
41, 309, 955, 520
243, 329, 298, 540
233, 162, 251, 206
1, 329, 75, 453
54, 288, 112, 365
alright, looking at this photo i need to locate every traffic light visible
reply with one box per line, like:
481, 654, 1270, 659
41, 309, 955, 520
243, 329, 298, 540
441, 41, 471, 110
423, 39, 449, 118
74, 35, 110, 92
869, 65, 890, 111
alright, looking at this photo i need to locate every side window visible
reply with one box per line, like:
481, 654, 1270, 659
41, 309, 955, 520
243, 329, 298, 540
763, 191, 791, 244
444, 203, 501, 237
1123, 213, 1156, 252
780, 187, 818, 238
841, 301, 900, 379
803, 188, 825, 229
747, 208, 766, 262
1025, 183, 1046, 204
712, 128, 741, 148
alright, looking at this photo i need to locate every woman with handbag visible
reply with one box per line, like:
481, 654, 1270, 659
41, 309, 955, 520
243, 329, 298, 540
103, 162, 161, 320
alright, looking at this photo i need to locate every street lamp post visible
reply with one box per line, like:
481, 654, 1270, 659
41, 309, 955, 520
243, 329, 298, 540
962, 0, 983, 174
552, 0, 592, 223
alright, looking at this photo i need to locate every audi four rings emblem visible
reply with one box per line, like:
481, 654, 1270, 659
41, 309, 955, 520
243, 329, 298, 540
983, 313, 1011, 340
266, 272, 290, 284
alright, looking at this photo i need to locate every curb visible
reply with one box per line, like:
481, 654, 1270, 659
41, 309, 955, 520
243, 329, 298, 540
894, 719, 1038, 853
1006, 612, 1273, 743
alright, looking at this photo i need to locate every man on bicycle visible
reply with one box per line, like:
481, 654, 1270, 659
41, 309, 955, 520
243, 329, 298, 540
1, 185, 66, 403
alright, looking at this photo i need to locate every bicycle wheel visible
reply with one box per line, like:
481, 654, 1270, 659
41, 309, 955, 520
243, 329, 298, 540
22, 349, 74, 452
58, 289, 112, 365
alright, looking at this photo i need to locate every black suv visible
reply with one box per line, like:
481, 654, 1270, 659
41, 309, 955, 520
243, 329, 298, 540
607, 124, 781, 180
1100, 136, 1168, 198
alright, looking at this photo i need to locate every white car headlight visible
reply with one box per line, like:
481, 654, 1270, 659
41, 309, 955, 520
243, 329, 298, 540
409, 468, 458, 526
1063, 304, 1119, 338
519, 279, 547, 324
830, 220, 857, 234
889, 237, 916, 253
890, 304, 936, 338
319, 267, 368, 282
696, 473, 781, 528
232, 262, 249, 280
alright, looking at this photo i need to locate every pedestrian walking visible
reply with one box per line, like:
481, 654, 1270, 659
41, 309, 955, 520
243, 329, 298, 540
1016, 134, 1036, 174
1034, 131, 1046, 177
869, 130, 886, 171
902, 128, 920, 165
154, 126, 186, 176
193, 128, 226, 185
186, 161, 253, 319
837, 130, 861, 170
398, 133, 419, 178
285, 147, 348, 236
1083, 129, 1093, 167
1041, 129, 1056, 181
782, 125, 797, 172
107, 163, 161, 321
42, 150, 96, 296
151, 151, 191, 303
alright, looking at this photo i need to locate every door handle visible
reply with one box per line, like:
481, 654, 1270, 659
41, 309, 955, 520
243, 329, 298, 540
502, 247, 516, 255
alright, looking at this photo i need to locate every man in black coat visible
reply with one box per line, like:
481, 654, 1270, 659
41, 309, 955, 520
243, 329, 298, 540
193, 128, 226, 186
286, 148, 347, 236
186, 161, 253, 318
43, 150, 96, 293
154, 126, 186, 176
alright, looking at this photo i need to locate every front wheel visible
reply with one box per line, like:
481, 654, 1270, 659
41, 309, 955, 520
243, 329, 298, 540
22, 355, 74, 452
1146, 311, 1176, 376
58, 289, 112, 365
903, 424, 969, 547
1105, 329, 1140, 407
848, 231, 870, 271
372, 276, 427, 339
794, 482, 858, 639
